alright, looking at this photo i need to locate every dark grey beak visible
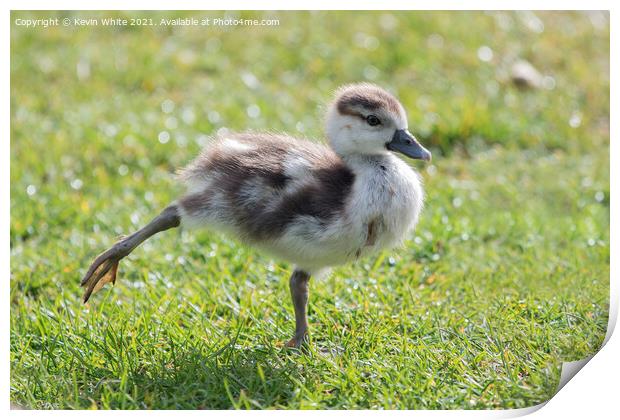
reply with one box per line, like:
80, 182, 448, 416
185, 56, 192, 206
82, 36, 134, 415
386, 129, 432, 161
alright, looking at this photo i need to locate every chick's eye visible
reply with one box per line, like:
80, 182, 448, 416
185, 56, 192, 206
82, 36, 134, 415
366, 115, 381, 126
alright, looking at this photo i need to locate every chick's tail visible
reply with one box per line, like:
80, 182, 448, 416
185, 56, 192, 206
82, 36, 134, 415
80, 203, 181, 303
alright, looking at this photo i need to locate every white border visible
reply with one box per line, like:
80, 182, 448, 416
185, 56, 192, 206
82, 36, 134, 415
4, 1, 617, 419
1, 0, 619, 10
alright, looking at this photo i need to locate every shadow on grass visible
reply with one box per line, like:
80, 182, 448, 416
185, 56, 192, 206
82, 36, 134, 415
91, 342, 305, 409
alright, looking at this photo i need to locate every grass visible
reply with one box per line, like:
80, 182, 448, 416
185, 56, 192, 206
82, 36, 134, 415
10, 11, 609, 409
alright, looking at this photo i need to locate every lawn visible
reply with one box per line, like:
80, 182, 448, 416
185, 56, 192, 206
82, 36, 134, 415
10, 11, 609, 409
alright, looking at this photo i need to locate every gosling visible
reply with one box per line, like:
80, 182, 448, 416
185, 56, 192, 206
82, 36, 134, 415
80, 83, 431, 348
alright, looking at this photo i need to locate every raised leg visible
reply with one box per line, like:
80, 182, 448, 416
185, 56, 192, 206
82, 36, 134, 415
80, 203, 181, 303
286, 269, 311, 348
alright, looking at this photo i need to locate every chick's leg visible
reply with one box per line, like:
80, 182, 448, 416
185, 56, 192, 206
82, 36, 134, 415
286, 269, 311, 348
80, 203, 181, 303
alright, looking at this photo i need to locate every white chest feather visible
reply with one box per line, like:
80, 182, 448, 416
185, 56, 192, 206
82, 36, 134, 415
268, 154, 424, 272
345, 154, 423, 255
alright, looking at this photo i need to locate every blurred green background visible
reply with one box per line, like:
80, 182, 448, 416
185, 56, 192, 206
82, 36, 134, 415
11, 11, 609, 409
